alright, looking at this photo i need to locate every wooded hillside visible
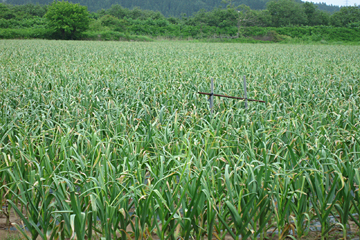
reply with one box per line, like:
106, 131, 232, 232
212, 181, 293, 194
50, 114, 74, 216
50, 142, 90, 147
4, 0, 340, 16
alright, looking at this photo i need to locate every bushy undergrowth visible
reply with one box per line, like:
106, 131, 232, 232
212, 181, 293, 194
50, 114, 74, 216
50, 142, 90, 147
0, 28, 52, 39
0, 28, 153, 41
1, 17, 360, 43
83, 30, 153, 41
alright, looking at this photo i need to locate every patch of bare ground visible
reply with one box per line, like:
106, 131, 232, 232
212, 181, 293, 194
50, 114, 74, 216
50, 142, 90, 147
0, 209, 359, 240
0, 208, 25, 240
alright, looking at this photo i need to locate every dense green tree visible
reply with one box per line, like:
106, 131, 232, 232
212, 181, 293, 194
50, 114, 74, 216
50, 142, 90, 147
223, 3, 261, 36
0, 3, 48, 20
266, 0, 307, 27
304, 2, 329, 26
11, 3, 48, 17
106, 5, 130, 19
45, 1, 90, 39
257, 10, 272, 26
100, 14, 120, 27
331, 6, 360, 27
304, 2, 316, 23
0, 3, 17, 19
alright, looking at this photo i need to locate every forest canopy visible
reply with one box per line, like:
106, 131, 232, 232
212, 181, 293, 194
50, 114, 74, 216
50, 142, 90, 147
3, 0, 341, 17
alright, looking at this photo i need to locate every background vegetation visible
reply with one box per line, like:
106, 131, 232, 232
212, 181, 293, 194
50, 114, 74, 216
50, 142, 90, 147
3, 0, 341, 17
0, 0, 359, 42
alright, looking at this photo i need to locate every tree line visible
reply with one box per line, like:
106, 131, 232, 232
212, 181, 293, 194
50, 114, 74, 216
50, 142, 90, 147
0, 0, 359, 41
4, 0, 341, 17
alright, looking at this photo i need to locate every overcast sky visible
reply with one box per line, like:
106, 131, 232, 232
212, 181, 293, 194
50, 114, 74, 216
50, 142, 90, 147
303, 0, 359, 6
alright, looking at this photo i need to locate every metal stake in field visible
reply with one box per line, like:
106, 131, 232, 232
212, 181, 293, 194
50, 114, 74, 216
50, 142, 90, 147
243, 75, 248, 109
209, 78, 214, 114
198, 76, 265, 112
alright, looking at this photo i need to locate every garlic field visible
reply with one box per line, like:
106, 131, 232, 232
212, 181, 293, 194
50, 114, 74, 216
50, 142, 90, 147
0, 40, 359, 240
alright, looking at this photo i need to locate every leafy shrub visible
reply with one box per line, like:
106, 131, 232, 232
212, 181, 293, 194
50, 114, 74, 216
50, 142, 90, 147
45, 1, 90, 40
100, 14, 120, 27
0, 28, 51, 39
